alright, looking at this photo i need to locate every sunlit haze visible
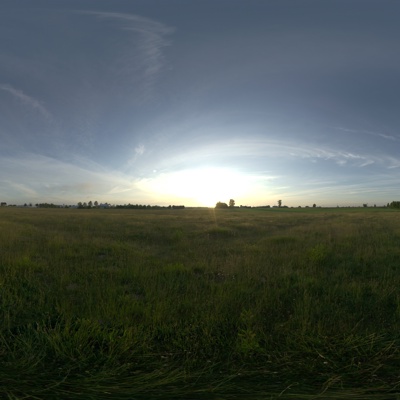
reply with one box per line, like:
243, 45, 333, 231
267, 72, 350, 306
2, 1, 400, 207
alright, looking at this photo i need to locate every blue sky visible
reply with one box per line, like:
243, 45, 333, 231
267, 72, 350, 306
1, 0, 400, 207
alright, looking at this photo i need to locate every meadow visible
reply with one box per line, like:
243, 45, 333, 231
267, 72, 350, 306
1, 206, 400, 399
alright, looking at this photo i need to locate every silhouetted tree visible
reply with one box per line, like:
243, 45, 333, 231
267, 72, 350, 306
278, 199, 282, 208
215, 201, 228, 209
229, 199, 235, 208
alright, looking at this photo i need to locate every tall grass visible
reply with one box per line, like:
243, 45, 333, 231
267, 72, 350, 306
1, 207, 400, 399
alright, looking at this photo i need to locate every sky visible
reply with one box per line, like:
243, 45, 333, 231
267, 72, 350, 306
1, 0, 400, 207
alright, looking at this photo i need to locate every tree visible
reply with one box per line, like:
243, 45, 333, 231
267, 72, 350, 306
313, 203, 316, 208
389, 201, 400, 209
94, 201, 98, 208
88, 201, 93, 208
215, 201, 228, 209
229, 199, 235, 208
278, 199, 282, 208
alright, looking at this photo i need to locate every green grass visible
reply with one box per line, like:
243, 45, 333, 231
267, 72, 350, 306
1, 207, 400, 399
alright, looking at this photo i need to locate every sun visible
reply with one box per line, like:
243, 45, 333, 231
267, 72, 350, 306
142, 167, 252, 207
171, 168, 240, 206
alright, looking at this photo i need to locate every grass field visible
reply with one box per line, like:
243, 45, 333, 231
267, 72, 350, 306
1, 207, 400, 399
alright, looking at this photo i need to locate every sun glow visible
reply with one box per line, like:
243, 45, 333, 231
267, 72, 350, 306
140, 167, 253, 206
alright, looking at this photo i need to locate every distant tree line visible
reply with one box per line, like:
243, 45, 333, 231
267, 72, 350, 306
115, 204, 185, 209
36, 203, 64, 208
4, 198, 399, 210
76, 201, 185, 209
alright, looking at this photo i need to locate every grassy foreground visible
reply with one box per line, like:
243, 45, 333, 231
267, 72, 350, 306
1, 207, 400, 399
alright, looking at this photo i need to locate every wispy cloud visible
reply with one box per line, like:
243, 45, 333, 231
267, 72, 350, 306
145, 137, 385, 173
334, 126, 399, 142
359, 160, 375, 167
125, 144, 146, 167
135, 144, 145, 156
0, 153, 153, 204
386, 157, 400, 169
0, 84, 52, 120
81, 11, 174, 95
6, 182, 38, 197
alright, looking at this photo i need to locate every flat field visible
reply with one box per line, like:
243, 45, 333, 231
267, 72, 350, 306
1, 207, 400, 399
